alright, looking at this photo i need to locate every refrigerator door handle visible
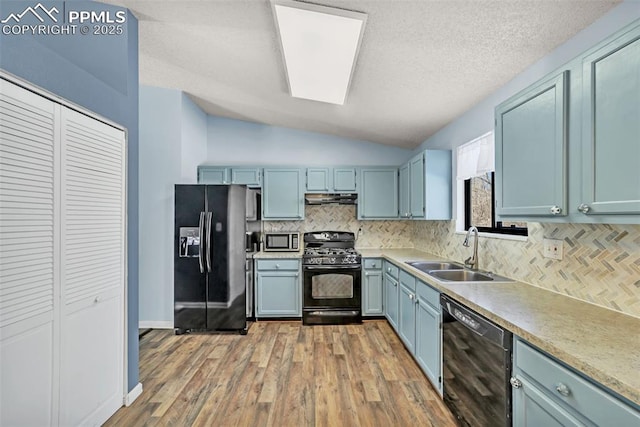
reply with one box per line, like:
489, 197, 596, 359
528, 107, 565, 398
198, 211, 205, 273
206, 211, 213, 273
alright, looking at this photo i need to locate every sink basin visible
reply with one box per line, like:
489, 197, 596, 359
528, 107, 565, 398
406, 261, 464, 273
429, 270, 513, 282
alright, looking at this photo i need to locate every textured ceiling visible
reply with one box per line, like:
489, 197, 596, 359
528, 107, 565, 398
103, 0, 620, 148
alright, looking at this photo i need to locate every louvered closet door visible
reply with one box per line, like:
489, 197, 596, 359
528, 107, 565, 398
0, 80, 59, 427
58, 107, 125, 427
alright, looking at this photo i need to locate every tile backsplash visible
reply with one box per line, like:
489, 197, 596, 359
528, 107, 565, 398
413, 221, 640, 319
263, 205, 413, 248
264, 205, 640, 318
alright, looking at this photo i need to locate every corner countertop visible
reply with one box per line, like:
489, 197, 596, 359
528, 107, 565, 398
359, 248, 640, 407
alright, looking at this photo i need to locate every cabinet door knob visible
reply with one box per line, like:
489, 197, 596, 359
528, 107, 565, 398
275, 264, 280, 269
510, 377, 522, 389
555, 382, 571, 397
577, 203, 590, 214
409, 294, 413, 300
550, 205, 562, 215
94, 296, 100, 303
365, 272, 369, 276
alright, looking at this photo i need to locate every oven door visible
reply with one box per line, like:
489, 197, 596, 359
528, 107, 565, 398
303, 265, 362, 324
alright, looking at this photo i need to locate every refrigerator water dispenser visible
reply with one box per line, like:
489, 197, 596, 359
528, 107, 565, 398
179, 227, 200, 257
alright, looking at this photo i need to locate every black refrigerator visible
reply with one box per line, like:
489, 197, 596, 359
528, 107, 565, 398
174, 184, 248, 334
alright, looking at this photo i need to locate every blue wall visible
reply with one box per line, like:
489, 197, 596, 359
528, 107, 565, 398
180, 93, 208, 181
0, 1, 140, 391
138, 86, 207, 325
207, 115, 412, 166
138, 87, 181, 325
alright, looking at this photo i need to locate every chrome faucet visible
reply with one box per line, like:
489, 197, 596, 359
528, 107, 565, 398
463, 226, 479, 270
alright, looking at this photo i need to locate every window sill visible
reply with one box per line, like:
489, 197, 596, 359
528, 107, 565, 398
454, 230, 528, 242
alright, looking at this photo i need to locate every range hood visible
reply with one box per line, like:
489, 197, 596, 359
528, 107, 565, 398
305, 193, 357, 205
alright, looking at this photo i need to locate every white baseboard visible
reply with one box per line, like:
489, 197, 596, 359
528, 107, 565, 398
139, 321, 173, 329
124, 382, 143, 406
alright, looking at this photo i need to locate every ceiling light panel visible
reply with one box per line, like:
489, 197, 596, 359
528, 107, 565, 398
272, 1, 367, 105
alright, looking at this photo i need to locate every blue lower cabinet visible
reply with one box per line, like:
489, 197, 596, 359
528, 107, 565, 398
415, 296, 442, 393
363, 258, 383, 316
398, 281, 416, 353
513, 376, 583, 427
512, 338, 640, 426
255, 260, 301, 317
384, 272, 399, 331
385, 263, 443, 393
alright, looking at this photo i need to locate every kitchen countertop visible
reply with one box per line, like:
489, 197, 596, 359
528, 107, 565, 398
253, 250, 304, 259
359, 248, 640, 407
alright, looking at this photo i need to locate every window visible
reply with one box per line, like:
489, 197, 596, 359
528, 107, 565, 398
464, 172, 527, 236
457, 132, 527, 237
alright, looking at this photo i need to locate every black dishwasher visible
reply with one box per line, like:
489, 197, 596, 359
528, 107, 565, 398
440, 294, 513, 427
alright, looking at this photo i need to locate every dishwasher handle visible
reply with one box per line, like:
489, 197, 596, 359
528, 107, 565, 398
440, 294, 511, 349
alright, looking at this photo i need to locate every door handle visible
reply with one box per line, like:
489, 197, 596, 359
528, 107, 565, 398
198, 212, 205, 273
206, 212, 213, 273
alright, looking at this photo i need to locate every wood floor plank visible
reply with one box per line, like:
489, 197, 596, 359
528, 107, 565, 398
105, 320, 457, 427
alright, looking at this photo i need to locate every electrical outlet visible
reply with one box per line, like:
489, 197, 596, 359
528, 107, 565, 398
543, 238, 563, 260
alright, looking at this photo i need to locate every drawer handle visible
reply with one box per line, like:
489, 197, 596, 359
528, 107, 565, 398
275, 264, 280, 269
555, 382, 571, 397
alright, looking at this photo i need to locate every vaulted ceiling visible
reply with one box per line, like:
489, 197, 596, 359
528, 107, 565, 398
104, 0, 620, 148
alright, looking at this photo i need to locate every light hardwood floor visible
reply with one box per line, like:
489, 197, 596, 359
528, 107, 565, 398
106, 320, 457, 427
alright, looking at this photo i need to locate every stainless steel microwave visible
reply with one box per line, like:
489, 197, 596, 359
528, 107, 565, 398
263, 232, 300, 252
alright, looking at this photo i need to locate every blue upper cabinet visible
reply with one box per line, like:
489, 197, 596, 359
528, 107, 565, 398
198, 166, 261, 187
263, 168, 304, 219
422, 150, 452, 220
306, 168, 331, 192
399, 163, 410, 218
580, 24, 640, 216
408, 154, 423, 218
358, 167, 399, 219
398, 150, 452, 220
305, 167, 357, 192
230, 168, 261, 187
333, 168, 357, 192
198, 167, 227, 184
495, 70, 569, 218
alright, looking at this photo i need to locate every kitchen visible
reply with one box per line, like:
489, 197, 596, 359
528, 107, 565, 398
1, 0, 639, 426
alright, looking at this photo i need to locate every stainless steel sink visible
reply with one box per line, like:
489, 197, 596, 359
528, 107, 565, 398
406, 261, 464, 273
428, 269, 513, 282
